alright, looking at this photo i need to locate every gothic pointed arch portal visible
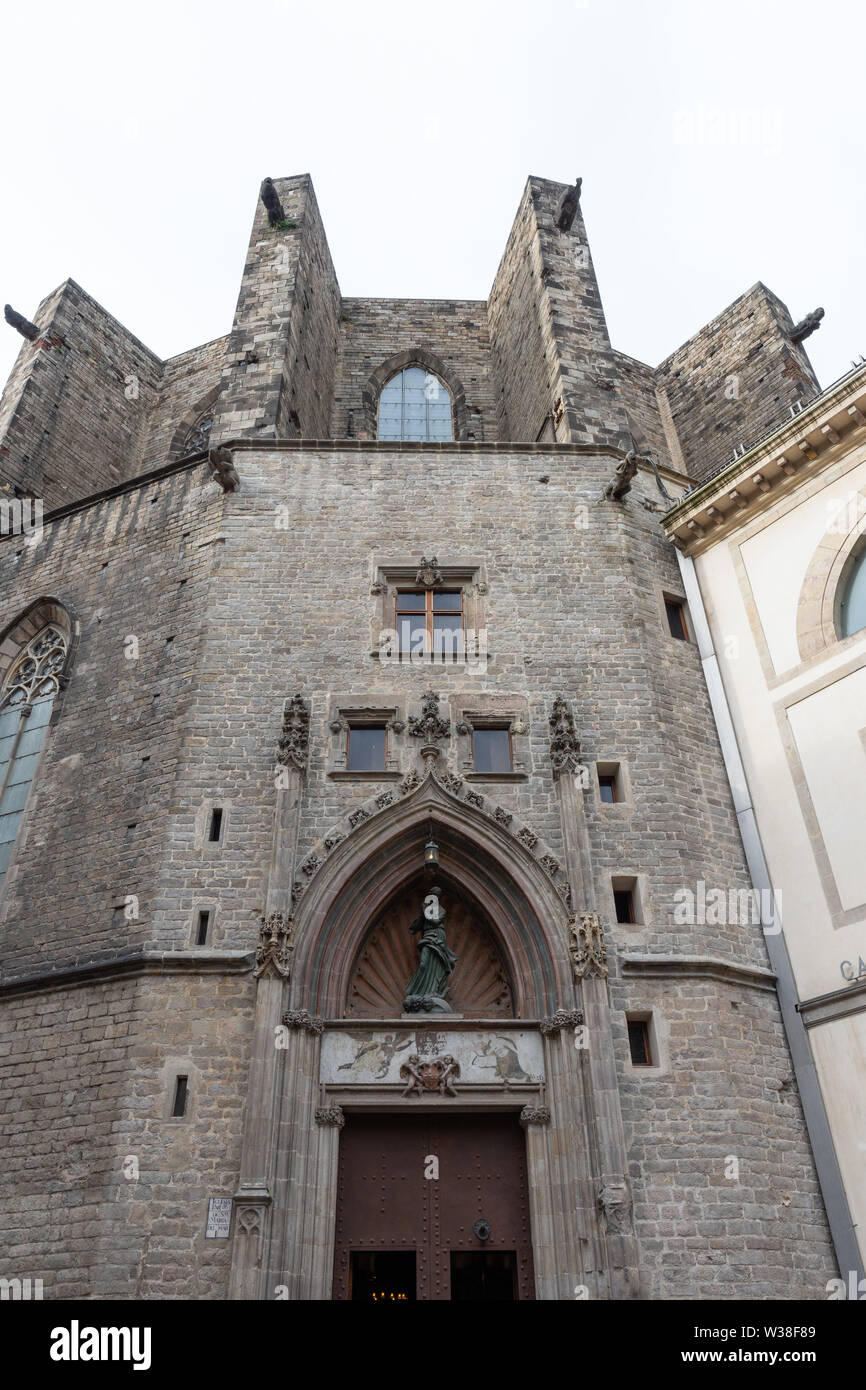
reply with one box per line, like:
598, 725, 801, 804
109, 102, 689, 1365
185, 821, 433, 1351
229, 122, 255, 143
252, 773, 615, 1301
288, 774, 575, 1019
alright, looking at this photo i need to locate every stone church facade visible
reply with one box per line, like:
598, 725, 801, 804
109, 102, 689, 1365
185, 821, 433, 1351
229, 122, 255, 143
0, 173, 849, 1299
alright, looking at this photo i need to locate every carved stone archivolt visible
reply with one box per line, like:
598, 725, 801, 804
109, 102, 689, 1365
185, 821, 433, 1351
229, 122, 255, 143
281, 1009, 324, 1035
519, 1105, 552, 1127
289, 764, 567, 912
548, 697, 581, 778
254, 912, 296, 980
400, 1054, 460, 1097
277, 694, 310, 772
539, 1008, 584, 1035
569, 912, 608, 980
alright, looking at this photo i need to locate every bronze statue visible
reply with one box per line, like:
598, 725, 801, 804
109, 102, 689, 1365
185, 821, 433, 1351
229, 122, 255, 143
403, 887, 457, 1013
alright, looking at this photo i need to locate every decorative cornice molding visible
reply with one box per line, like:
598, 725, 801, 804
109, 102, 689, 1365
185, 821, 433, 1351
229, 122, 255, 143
619, 954, 777, 993
662, 363, 866, 555
0, 949, 254, 999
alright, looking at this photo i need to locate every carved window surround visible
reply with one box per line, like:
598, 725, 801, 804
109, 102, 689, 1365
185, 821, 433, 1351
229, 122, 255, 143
454, 699, 531, 781
369, 560, 489, 665
326, 703, 405, 780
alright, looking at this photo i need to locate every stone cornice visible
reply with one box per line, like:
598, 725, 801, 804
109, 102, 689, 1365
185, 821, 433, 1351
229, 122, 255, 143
661, 363, 866, 555
619, 954, 777, 993
0, 441, 688, 542
0, 948, 255, 999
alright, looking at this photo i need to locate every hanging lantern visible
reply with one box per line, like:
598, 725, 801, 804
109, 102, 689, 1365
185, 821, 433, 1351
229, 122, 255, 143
424, 835, 440, 871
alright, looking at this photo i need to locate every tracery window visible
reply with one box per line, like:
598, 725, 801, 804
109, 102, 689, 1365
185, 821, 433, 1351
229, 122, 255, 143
180, 406, 215, 456
838, 547, 866, 639
0, 624, 68, 889
377, 367, 453, 442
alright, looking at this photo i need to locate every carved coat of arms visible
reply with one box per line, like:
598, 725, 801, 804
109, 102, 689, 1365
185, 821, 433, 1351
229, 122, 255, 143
400, 1054, 460, 1097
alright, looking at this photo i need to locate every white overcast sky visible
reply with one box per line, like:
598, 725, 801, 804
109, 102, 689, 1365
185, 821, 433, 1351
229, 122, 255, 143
1, 0, 862, 392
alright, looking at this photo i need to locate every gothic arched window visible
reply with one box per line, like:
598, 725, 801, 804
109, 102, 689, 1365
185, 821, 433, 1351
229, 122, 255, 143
838, 547, 866, 639
378, 367, 453, 442
0, 624, 69, 889
180, 405, 215, 456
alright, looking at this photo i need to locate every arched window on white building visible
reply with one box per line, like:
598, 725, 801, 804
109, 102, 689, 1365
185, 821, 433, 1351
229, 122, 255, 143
838, 547, 866, 639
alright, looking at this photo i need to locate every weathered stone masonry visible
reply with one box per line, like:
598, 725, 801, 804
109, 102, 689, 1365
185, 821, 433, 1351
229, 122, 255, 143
0, 171, 837, 1299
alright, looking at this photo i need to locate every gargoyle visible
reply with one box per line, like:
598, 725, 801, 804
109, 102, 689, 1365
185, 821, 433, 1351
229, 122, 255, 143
4, 304, 40, 342
260, 177, 286, 227
603, 450, 641, 500
789, 307, 824, 343
556, 178, 582, 232
207, 445, 239, 493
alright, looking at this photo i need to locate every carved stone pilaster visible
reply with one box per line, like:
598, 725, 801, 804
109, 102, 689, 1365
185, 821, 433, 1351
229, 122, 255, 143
569, 911, 608, 981
539, 1007, 584, 1035
254, 911, 296, 980
277, 694, 310, 773
315, 1107, 345, 1128
282, 1009, 325, 1035
548, 697, 581, 778
519, 1105, 552, 1127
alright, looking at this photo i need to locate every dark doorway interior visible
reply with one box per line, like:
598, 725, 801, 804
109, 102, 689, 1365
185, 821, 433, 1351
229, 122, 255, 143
350, 1251, 416, 1302
450, 1250, 517, 1301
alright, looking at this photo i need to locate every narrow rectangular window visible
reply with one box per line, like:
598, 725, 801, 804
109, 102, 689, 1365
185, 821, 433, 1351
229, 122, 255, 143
665, 598, 689, 642
599, 774, 617, 803
396, 591, 427, 655
432, 590, 463, 660
472, 727, 512, 774
208, 808, 223, 842
172, 1075, 189, 1117
196, 910, 210, 946
347, 725, 387, 772
627, 1018, 652, 1066
614, 889, 635, 924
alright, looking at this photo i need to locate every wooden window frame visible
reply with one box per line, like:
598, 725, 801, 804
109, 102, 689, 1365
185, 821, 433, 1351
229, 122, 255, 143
395, 589, 464, 658
664, 595, 691, 643
598, 773, 618, 804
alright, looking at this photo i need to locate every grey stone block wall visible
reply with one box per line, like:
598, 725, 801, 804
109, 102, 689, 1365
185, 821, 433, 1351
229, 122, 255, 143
656, 282, 822, 484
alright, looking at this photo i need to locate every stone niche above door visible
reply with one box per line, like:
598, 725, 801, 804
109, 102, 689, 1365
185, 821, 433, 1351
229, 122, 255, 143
344, 878, 514, 1018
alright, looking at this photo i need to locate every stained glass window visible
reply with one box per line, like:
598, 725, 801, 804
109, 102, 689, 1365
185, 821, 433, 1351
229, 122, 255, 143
378, 367, 453, 442
0, 625, 68, 890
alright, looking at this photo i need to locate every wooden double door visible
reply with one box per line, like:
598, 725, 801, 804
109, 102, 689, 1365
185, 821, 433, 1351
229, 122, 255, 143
333, 1111, 535, 1301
